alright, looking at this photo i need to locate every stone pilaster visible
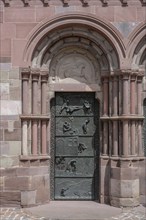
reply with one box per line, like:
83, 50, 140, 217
21, 68, 30, 155
41, 72, 48, 155
31, 70, 40, 155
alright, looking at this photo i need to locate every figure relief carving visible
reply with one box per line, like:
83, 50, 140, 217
65, 160, 77, 173
50, 48, 99, 84
82, 118, 90, 134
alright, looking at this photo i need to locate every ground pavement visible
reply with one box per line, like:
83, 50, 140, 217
0, 201, 146, 220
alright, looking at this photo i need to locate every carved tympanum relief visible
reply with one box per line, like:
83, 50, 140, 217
49, 48, 100, 84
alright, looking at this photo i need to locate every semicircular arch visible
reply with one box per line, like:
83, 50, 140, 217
23, 13, 126, 70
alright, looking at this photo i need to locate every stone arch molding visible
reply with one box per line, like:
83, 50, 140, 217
127, 22, 146, 71
23, 13, 126, 72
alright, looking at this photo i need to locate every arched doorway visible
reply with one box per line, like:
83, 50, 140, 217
30, 24, 119, 202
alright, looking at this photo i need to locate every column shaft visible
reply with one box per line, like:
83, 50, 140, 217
32, 73, 39, 155
41, 77, 47, 114
113, 76, 118, 116
137, 76, 142, 115
113, 121, 118, 156
41, 121, 47, 155
130, 76, 136, 114
41, 74, 48, 155
22, 71, 30, 155
123, 75, 129, 115
32, 120, 38, 155
103, 121, 108, 155
32, 78, 38, 114
131, 121, 136, 155
138, 121, 143, 156
22, 120, 28, 155
103, 77, 109, 116
123, 121, 129, 156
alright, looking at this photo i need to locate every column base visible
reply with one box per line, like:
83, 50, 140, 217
110, 197, 140, 207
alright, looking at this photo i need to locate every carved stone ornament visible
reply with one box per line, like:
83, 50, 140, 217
49, 48, 100, 84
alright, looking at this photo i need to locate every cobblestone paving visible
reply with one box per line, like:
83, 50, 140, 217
109, 208, 146, 220
0, 208, 46, 220
0, 207, 146, 220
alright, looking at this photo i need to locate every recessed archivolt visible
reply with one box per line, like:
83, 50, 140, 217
131, 36, 146, 72
31, 26, 119, 73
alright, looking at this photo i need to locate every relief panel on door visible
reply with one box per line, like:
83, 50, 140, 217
54, 92, 99, 200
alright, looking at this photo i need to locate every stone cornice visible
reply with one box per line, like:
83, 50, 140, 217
20, 115, 50, 120
3, 0, 145, 7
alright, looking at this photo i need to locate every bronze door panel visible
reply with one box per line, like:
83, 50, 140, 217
54, 92, 99, 200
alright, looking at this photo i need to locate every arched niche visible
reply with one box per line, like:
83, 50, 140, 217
132, 36, 146, 73
31, 25, 120, 74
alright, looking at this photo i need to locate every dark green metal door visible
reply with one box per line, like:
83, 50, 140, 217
54, 92, 99, 200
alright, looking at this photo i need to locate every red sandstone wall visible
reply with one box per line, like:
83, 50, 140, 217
0, 0, 146, 207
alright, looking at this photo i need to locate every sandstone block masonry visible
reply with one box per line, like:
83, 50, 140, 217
0, 0, 146, 207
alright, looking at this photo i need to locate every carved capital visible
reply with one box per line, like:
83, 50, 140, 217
137, 75, 143, 83
43, 0, 49, 6
41, 72, 48, 83
23, 0, 30, 6
141, 0, 146, 6
102, 0, 108, 6
130, 75, 136, 81
82, 0, 89, 6
4, 0, 10, 6
102, 76, 109, 83
21, 67, 30, 80
62, 0, 69, 6
31, 69, 40, 82
121, 0, 128, 6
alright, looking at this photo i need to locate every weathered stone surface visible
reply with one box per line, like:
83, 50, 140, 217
0, 177, 4, 190
16, 167, 49, 176
110, 167, 120, 179
5, 8, 35, 23
5, 176, 31, 190
120, 179, 139, 198
0, 71, 9, 80
0, 121, 8, 129
1, 101, 21, 115
0, 156, 19, 168
0, 39, 11, 57
0, 129, 4, 141
110, 197, 139, 207
100, 166, 110, 196
0, 168, 17, 177
1, 23, 16, 40
9, 68, 20, 79
139, 178, 146, 195
36, 7, 55, 22
10, 86, 21, 100
0, 141, 21, 156
0, 83, 9, 100
0, 191, 21, 206
111, 179, 120, 197
16, 23, 38, 38
4, 129, 21, 141
0, 63, 11, 71
21, 190, 36, 206
140, 195, 146, 205
112, 22, 139, 37
120, 167, 139, 180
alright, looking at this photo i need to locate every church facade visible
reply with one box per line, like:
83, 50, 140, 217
0, 0, 146, 207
